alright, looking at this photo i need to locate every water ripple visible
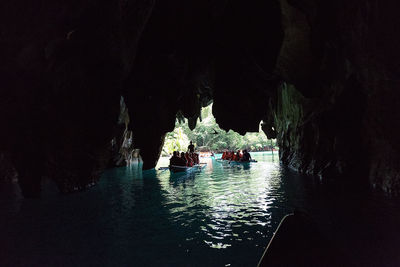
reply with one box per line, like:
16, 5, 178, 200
153, 154, 286, 264
0, 152, 293, 267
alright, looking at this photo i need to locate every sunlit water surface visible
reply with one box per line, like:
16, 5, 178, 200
2, 152, 400, 266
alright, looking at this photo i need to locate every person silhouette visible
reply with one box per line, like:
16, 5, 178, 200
188, 141, 195, 153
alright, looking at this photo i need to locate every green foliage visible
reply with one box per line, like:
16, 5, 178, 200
162, 127, 190, 155
162, 104, 277, 155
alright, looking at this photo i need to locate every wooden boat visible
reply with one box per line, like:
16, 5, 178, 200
216, 159, 257, 164
168, 163, 207, 173
257, 212, 332, 267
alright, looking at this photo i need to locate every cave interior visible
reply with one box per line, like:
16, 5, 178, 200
1, 0, 400, 199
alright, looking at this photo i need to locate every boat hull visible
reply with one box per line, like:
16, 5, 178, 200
216, 159, 257, 164
169, 164, 206, 173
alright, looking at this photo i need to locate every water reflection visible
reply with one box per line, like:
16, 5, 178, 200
3, 152, 399, 266
156, 153, 283, 262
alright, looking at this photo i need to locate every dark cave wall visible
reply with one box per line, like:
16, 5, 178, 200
123, 0, 214, 169
271, 0, 400, 192
272, 82, 367, 179
0, 0, 155, 196
212, 0, 283, 135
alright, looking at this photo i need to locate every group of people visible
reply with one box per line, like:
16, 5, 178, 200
169, 141, 199, 167
221, 149, 252, 162
169, 141, 252, 166
170, 151, 200, 167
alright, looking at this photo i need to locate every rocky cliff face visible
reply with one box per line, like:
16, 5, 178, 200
272, 82, 367, 179
0, 0, 155, 196
269, 0, 400, 193
1, 0, 399, 196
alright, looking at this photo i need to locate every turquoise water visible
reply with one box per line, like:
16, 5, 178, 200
2, 152, 400, 266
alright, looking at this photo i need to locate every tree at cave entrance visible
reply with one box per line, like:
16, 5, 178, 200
162, 104, 277, 156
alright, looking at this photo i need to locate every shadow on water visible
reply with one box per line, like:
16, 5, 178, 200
271, 167, 400, 266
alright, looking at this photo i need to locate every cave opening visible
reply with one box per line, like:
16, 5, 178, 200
159, 103, 277, 162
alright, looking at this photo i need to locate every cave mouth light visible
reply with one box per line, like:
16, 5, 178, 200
161, 103, 276, 157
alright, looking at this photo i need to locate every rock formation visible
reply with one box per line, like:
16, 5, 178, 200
270, 0, 400, 193
1, 0, 399, 196
110, 96, 141, 167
